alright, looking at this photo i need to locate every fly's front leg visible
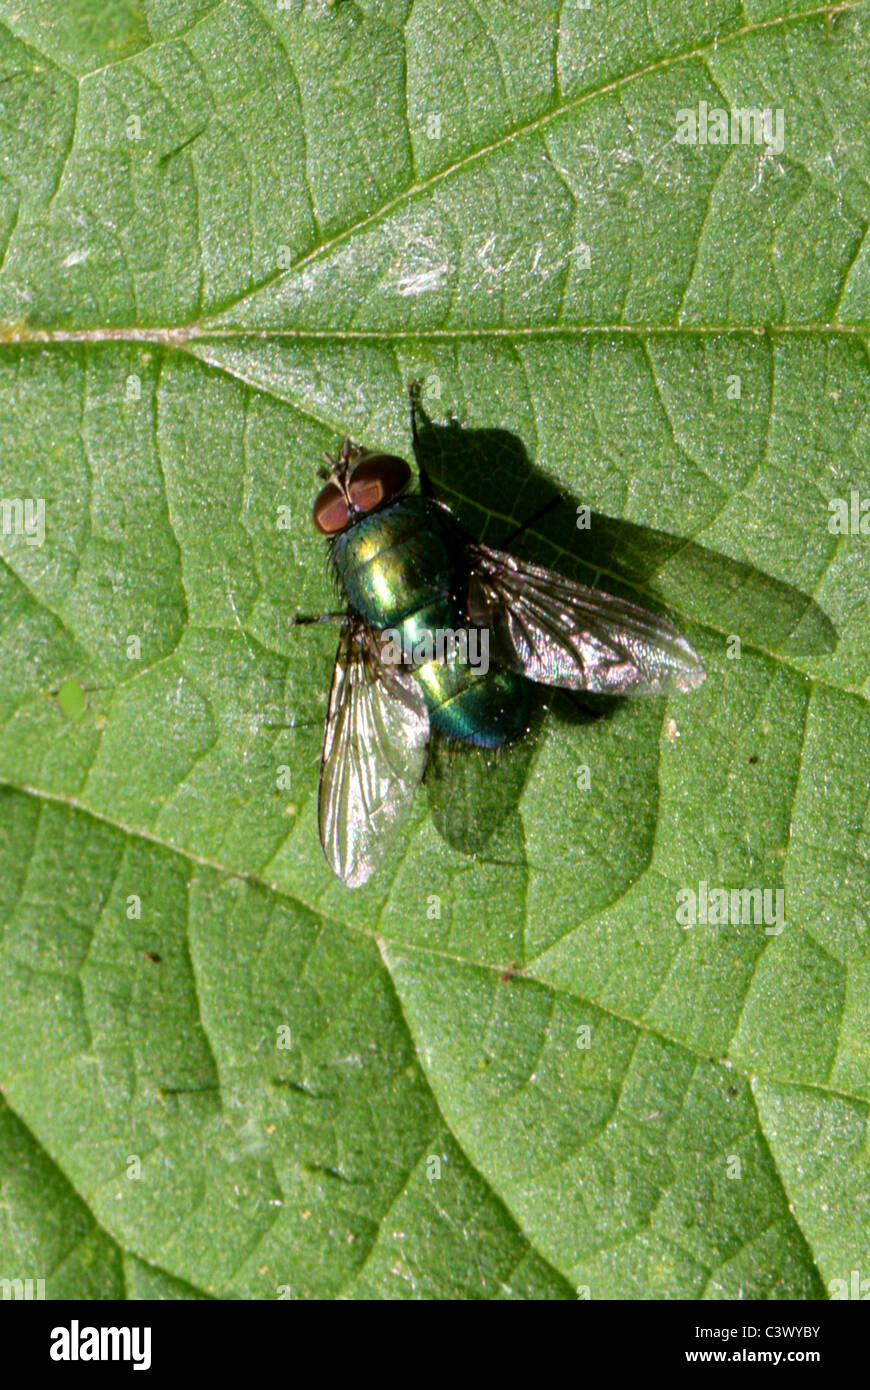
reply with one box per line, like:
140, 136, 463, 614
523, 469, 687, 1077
292, 611, 345, 625
408, 380, 437, 498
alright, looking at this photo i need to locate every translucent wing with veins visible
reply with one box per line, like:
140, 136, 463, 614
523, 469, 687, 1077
467, 542, 706, 695
319, 615, 430, 887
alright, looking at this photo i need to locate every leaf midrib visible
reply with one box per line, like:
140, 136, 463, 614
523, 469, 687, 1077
1, 324, 869, 345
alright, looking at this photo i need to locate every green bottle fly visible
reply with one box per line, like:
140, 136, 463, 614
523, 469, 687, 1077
310, 423, 705, 887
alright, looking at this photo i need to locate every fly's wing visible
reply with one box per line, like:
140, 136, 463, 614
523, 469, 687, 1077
319, 615, 429, 887
467, 542, 705, 695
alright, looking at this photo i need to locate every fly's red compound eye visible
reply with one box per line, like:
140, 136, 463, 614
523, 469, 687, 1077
313, 482, 351, 535
348, 455, 411, 514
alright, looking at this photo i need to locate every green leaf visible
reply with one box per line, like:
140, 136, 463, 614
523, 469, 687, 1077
0, 0, 868, 1299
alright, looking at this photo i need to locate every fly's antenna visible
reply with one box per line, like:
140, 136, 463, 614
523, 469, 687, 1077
322, 437, 356, 504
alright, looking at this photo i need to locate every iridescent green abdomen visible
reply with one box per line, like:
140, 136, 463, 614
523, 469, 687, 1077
331, 497, 532, 747
414, 659, 533, 747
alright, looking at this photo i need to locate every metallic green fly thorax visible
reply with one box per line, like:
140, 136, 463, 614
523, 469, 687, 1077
330, 495, 458, 629
330, 494, 532, 746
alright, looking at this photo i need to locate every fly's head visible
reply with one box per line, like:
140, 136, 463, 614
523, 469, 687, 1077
312, 437, 412, 536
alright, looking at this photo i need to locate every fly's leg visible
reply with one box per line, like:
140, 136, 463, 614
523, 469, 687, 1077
408, 380, 436, 498
292, 611, 345, 625
409, 379, 422, 451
